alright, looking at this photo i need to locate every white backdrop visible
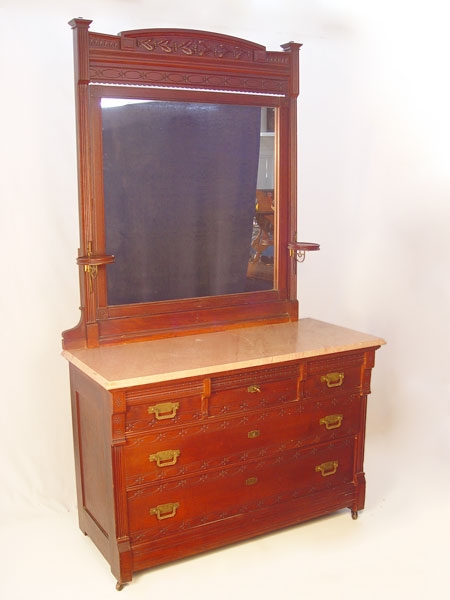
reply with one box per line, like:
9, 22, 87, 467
1, 1, 449, 598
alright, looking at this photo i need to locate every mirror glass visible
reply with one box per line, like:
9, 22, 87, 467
101, 98, 276, 305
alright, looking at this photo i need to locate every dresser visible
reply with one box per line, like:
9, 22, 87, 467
63, 21, 385, 589
63, 319, 384, 589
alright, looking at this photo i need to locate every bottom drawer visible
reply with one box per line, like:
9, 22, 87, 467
128, 437, 355, 543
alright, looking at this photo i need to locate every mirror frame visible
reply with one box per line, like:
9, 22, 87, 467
63, 19, 301, 348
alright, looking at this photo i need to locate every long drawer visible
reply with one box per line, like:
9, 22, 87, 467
124, 393, 361, 487
127, 437, 355, 543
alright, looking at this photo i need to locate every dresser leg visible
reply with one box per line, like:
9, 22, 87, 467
351, 510, 358, 520
116, 582, 124, 591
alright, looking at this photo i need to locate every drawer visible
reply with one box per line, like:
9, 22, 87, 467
125, 365, 299, 435
303, 352, 365, 399
124, 394, 362, 487
125, 379, 204, 435
127, 437, 355, 542
208, 363, 300, 417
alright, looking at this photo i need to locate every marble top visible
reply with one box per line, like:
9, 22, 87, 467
62, 318, 385, 390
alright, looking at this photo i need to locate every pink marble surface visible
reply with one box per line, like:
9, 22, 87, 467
62, 318, 385, 390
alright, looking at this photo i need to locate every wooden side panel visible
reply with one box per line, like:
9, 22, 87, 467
69, 365, 129, 582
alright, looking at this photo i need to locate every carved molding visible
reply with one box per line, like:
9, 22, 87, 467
306, 352, 365, 376
212, 363, 300, 391
90, 34, 120, 50
136, 36, 254, 60
88, 31, 294, 70
126, 381, 204, 403
112, 445, 129, 538
89, 66, 288, 94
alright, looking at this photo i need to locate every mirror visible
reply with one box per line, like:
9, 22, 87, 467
63, 20, 300, 348
101, 99, 276, 304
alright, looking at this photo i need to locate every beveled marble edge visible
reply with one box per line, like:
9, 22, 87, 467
62, 318, 386, 390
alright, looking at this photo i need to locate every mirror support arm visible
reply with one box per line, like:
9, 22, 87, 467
288, 241, 320, 264
76, 242, 115, 293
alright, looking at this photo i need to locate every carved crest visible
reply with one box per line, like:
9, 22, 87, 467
136, 36, 254, 60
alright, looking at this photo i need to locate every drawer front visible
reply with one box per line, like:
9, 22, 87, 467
126, 394, 203, 436
209, 364, 300, 417
303, 352, 365, 399
127, 437, 355, 542
124, 394, 362, 487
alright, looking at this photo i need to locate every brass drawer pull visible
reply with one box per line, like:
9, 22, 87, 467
247, 385, 261, 393
147, 401, 180, 421
315, 461, 339, 477
320, 372, 345, 388
319, 414, 343, 430
245, 477, 258, 486
149, 449, 181, 468
248, 429, 261, 439
149, 502, 180, 520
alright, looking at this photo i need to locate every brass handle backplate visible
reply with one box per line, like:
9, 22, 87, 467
247, 385, 261, 393
248, 430, 261, 439
149, 449, 181, 468
147, 401, 180, 421
149, 502, 180, 520
319, 414, 343, 430
320, 372, 345, 388
245, 477, 258, 486
315, 461, 339, 477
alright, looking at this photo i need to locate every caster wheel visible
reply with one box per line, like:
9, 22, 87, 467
116, 582, 124, 591
351, 510, 358, 520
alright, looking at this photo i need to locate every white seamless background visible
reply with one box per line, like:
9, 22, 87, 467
0, 1, 449, 599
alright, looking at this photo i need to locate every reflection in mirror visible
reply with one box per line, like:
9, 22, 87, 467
101, 99, 275, 305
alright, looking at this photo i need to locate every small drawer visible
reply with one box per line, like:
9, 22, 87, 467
209, 364, 299, 417
124, 394, 361, 487
303, 352, 365, 399
125, 379, 204, 435
127, 437, 355, 542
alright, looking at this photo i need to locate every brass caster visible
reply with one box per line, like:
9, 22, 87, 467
116, 582, 124, 591
351, 510, 358, 520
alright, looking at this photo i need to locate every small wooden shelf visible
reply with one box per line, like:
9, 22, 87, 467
288, 241, 320, 262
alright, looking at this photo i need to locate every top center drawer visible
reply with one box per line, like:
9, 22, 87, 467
208, 363, 300, 417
